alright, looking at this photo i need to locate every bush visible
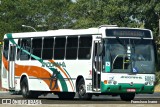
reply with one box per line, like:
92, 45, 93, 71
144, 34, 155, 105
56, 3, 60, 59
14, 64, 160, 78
155, 72, 160, 85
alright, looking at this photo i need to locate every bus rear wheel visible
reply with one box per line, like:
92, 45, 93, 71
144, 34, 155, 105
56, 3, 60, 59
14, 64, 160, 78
20, 77, 39, 99
77, 78, 92, 100
120, 93, 135, 101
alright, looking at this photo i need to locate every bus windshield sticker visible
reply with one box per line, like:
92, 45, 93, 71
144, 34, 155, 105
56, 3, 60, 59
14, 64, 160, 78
105, 62, 110, 72
132, 67, 138, 73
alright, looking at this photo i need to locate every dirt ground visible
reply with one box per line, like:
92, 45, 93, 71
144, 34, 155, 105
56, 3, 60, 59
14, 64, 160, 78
155, 84, 160, 92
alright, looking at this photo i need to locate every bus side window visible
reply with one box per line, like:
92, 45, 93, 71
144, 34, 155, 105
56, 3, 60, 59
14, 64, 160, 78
31, 38, 42, 60
54, 37, 66, 60
3, 39, 9, 60
66, 36, 78, 59
20, 38, 31, 60
78, 36, 92, 59
42, 37, 54, 60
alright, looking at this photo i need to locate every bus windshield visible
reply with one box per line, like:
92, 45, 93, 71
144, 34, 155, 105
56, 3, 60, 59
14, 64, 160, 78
104, 38, 155, 74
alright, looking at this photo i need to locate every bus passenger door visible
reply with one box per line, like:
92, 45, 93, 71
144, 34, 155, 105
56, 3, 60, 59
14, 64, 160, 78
8, 44, 16, 90
92, 41, 102, 91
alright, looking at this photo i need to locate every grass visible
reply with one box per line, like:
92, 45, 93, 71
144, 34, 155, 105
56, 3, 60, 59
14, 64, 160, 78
155, 84, 160, 92
155, 72, 160, 92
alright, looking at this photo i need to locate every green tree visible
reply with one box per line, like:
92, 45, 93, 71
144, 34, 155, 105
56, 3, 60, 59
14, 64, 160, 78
1, 0, 160, 38
70, 0, 160, 36
128, 0, 160, 36
70, 0, 141, 28
0, 0, 72, 40
42, 0, 73, 30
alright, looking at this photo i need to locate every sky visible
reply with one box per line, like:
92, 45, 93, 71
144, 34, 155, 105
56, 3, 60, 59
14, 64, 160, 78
72, 0, 76, 2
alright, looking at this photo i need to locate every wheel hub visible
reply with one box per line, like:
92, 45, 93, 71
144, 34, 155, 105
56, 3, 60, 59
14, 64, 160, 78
79, 84, 86, 96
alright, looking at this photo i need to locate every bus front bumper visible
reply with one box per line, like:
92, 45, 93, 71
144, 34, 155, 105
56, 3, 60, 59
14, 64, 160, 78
101, 82, 154, 94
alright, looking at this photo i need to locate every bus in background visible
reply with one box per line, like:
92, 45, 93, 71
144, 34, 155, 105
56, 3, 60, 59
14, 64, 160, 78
1, 25, 155, 101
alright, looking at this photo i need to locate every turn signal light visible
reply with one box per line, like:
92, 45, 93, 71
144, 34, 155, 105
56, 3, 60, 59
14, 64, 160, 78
104, 80, 108, 84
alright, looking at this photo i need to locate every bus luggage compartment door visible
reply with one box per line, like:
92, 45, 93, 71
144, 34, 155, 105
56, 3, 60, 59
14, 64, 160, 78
8, 45, 16, 90
92, 41, 102, 91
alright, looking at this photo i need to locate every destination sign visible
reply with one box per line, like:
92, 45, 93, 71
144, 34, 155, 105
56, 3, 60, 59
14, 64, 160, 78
106, 29, 151, 38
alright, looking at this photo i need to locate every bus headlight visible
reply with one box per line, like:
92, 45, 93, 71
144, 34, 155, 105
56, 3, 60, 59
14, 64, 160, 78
104, 80, 108, 84
113, 81, 117, 85
145, 82, 148, 85
107, 80, 117, 85
108, 80, 112, 84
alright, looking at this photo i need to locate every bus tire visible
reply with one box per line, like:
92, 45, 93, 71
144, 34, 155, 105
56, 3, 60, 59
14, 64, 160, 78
120, 93, 135, 101
77, 78, 92, 100
57, 92, 75, 100
20, 77, 38, 99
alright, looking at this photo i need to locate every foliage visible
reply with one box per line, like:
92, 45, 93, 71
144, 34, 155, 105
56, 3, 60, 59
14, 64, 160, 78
0, 0, 160, 39
1, 0, 160, 62
69, 0, 139, 28
70, 0, 160, 36
0, 0, 72, 39
155, 72, 160, 85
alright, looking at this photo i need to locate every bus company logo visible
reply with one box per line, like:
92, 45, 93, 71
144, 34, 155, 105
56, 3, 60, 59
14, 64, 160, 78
42, 61, 66, 68
130, 82, 133, 86
121, 76, 142, 79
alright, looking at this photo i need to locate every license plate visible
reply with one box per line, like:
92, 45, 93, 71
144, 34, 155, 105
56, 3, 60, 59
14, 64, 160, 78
127, 89, 136, 92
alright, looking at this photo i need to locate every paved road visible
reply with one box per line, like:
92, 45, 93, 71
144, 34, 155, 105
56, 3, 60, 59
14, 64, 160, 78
0, 92, 160, 105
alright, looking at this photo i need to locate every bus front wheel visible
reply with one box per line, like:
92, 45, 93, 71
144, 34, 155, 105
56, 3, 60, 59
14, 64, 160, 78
20, 77, 38, 99
120, 93, 135, 101
77, 78, 92, 100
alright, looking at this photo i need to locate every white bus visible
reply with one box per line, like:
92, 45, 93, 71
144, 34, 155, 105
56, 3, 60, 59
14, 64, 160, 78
1, 25, 156, 101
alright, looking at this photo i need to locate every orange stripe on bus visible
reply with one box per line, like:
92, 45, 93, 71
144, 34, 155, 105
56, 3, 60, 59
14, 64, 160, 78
15, 64, 60, 91
2, 56, 60, 91
2, 55, 9, 71
49, 60, 74, 91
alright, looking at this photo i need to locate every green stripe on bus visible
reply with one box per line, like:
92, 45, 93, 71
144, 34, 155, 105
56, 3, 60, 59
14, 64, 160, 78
7, 33, 16, 44
50, 68, 68, 92
6, 34, 68, 92
63, 68, 74, 88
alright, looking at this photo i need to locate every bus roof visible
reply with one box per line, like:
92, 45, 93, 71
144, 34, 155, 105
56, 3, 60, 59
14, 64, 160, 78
3, 25, 152, 39
4, 28, 100, 39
